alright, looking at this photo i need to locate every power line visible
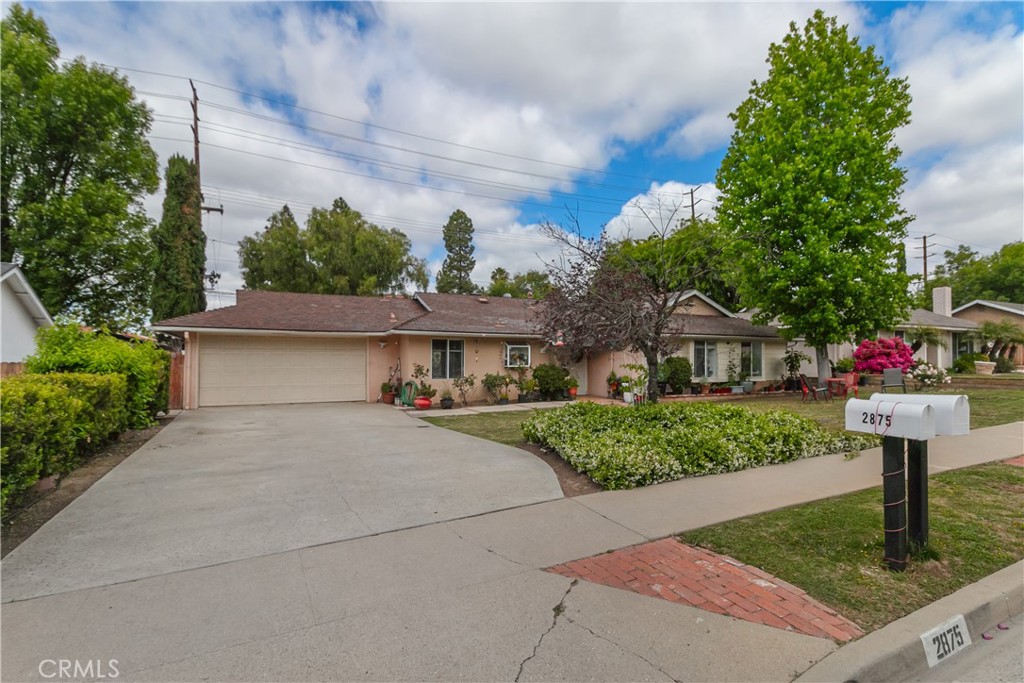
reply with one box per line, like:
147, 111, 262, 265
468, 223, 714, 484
91, 60, 680, 184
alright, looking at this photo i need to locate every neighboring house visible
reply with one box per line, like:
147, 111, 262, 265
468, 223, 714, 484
152, 288, 785, 409
952, 298, 1024, 366
737, 287, 977, 374
587, 290, 785, 391
1, 262, 53, 365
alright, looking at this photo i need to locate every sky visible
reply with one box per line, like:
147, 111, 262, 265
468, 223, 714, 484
24, 1, 1024, 309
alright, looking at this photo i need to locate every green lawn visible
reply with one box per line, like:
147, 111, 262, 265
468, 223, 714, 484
425, 388, 1023, 446
680, 462, 1024, 632
740, 388, 1024, 430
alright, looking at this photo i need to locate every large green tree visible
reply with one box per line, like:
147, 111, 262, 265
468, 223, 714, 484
485, 268, 551, 298
435, 209, 477, 294
922, 242, 1024, 308
716, 10, 913, 383
614, 219, 739, 308
150, 155, 206, 321
1, 4, 158, 329
238, 198, 427, 295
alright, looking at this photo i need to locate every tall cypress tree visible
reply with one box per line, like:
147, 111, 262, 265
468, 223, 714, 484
435, 209, 477, 294
150, 154, 206, 321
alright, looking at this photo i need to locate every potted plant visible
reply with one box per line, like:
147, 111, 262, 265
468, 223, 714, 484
606, 371, 619, 398
451, 374, 476, 407
622, 363, 649, 403
411, 363, 435, 410
566, 375, 579, 399
439, 386, 455, 409
482, 372, 505, 405
518, 378, 538, 403
783, 348, 811, 391
380, 381, 396, 405
497, 391, 510, 405
699, 379, 710, 395
534, 362, 569, 401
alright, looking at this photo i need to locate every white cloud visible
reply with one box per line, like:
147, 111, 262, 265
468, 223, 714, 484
604, 182, 720, 241
20, 1, 1023, 310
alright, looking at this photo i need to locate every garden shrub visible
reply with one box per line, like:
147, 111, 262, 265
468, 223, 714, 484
0, 372, 130, 515
852, 337, 914, 374
663, 357, 693, 393
952, 352, 990, 374
27, 323, 170, 428
1, 375, 82, 514
994, 356, 1016, 373
532, 363, 568, 399
523, 402, 879, 490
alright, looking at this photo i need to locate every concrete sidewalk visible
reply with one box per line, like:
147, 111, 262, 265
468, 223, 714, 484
2, 421, 1021, 682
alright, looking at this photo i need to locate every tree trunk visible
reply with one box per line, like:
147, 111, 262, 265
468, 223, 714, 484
645, 352, 659, 404
815, 346, 831, 388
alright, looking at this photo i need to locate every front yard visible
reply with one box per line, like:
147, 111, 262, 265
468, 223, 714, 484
681, 461, 1024, 632
425, 388, 1024, 490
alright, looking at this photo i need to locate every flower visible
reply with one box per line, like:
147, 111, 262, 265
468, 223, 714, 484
852, 337, 915, 374
908, 362, 951, 386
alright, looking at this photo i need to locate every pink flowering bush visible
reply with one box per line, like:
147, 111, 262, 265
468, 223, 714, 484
852, 337, 915, 374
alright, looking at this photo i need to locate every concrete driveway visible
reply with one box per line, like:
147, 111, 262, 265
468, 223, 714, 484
2, 403, 562, 602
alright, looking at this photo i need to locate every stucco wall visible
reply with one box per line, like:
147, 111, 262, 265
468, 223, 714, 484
395, 335, 549, 404
367, 335, 401, 400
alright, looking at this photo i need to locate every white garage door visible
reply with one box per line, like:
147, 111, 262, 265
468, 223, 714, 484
198, 335, 366, 407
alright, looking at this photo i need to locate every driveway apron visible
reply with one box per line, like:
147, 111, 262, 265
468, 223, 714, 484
1, 403, 562, 602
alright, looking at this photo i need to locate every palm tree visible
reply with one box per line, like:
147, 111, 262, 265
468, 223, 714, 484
905, 325, 947, 353
973, 320, 1024, 360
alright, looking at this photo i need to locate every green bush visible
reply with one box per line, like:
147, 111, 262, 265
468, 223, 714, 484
27, 323, 169, 428
663, 357, 693, 393
522, 402, 879, 490
952, 352, 990, 374
532, 363, 568, 399
1, 372, 131, 514
994, 356, 1016, 373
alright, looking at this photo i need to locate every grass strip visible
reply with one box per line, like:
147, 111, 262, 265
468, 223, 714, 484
680, 462, 1024, 632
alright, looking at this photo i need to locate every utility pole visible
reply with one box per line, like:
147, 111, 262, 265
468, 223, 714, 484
189, 80, 224, 216
688, 186, 702, 222
914, 234, 935, 287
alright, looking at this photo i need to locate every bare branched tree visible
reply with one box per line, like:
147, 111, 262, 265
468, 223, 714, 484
535, 199, 737, 403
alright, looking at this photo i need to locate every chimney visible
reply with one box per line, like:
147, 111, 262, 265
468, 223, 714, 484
933, 286, 952, 317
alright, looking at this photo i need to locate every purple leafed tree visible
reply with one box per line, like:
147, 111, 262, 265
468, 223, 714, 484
535, 205, 735, 403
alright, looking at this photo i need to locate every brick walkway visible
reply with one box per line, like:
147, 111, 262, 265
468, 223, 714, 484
547, 538, 864, 642
1005, 455, 1024, 467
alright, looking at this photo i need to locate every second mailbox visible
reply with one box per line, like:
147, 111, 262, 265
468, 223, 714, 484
867, 393, 970, 436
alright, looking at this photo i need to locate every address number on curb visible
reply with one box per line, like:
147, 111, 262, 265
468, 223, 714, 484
920, 614, 972, 667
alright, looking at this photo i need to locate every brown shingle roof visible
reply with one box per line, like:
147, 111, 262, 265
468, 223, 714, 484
152, 289, 779, 340
899, 309, 978, 331
152, 290, 425, 333
396, 293, 542, 335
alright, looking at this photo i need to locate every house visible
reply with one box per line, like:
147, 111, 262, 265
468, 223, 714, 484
744, 287, 978, 374
1, 262, 53, 368
586, 290, 786, 390
152, 289, 786, 408
951, 298, 1024, 366
152, 290, 546, 408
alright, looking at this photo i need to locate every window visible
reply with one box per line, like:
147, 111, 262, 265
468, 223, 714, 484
741, 342, 763, 378
953, 333, 975, 359
431, 339, 464, 379
693, 341, 718, 378
505, 343, 531, 368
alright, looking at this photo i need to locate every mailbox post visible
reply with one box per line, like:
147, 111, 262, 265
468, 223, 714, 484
846, 399, 936, 571
868, 394, 970, 548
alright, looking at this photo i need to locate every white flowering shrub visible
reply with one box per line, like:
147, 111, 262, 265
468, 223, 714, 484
908, 362, 951, 388
523, 402, 879, 489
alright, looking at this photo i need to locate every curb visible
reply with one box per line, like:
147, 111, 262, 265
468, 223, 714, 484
794, 560, 1024, 682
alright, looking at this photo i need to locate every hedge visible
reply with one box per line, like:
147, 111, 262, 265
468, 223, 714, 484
523, 402, 879, 490
0, 373, 127, 514
27, 323, 169, 428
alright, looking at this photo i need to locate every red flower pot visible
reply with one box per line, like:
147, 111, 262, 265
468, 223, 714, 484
414, 396, 432, 410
